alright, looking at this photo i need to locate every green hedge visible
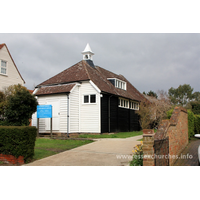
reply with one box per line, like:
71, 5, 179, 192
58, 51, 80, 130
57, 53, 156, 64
191, 102, 200, 115
187, 110, 195, 139
0, 126, 37, 162
194, 115, 200, 135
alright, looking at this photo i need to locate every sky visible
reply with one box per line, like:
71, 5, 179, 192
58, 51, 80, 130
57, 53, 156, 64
1, 33, 200, 94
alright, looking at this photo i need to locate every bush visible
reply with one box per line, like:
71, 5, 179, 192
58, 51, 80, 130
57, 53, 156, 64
194, 115, 200, 135
1, 84, 38, 126
0, 126, 37, 162
167, 108, 174, 119
130, 141, 143, 166
188, 110, 195, 139
191, 101, 200, 115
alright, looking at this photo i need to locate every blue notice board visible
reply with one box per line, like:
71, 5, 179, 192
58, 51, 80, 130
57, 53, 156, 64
37, 105, 52, 118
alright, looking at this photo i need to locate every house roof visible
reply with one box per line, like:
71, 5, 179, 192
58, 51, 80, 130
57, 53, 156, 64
35, 84, 76, 96
0, 43, 25, 84
36, 60, 146, 102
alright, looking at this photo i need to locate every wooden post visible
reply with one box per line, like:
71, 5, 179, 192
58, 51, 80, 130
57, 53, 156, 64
50, 117, 52, 139
37, 118, 39, 137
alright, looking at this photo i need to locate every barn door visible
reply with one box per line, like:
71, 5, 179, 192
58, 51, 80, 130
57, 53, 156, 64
45, 100, 60, 131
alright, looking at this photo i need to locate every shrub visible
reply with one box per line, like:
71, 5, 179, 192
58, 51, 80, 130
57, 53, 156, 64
1, 84, 38, 126
130, 141, 143, 166
0, 126, 37, 162
167, 108, 174, 119
194, 115, 200, 135
188, 110, 195, 139
191, 101, 200, 115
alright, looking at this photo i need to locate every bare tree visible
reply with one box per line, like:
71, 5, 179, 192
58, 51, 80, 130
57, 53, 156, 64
137, 93, 172, 129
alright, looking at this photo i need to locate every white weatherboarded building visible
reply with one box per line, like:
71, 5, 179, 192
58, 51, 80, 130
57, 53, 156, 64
32, 44, 147, 135
0, 43, 25, 91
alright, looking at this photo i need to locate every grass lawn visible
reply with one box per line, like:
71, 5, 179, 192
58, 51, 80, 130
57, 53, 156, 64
32, 138, 93, 161
78, 131, 143, 139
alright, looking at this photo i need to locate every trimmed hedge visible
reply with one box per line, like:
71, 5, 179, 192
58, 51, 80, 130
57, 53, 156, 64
187, 110, 195, 139
194, 115, 200, 135
0, 126, 37, 162
191, 101, 200, 115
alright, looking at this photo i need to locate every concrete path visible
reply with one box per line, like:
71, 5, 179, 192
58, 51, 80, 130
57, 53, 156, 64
25, 135, 142, 166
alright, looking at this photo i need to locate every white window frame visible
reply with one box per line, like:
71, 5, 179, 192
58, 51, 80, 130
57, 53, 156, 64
118, 97, 129, 109
107, 78, 126, 90
130, 100, 139, 110
83, 94, 97, 104
0, 60, 7, 75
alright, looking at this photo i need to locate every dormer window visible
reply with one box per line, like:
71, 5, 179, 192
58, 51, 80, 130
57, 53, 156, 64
1, 60, 7, 75
108, 78, 126, 90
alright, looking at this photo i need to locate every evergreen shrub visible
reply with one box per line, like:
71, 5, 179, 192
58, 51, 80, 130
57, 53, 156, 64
0, 126, 37, 162
194, 115, 200, 135
167, 108, 174, 119
187, 110, 195, 139
191, 102, 200, 115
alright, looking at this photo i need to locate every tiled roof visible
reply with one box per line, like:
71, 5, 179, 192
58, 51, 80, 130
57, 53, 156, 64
0, 44, 5, 49
38, 61, 89, 86
36, 60, 147, 102
28, 89, 34, 94
0, 43, 25, 84
35, 84, 75, 96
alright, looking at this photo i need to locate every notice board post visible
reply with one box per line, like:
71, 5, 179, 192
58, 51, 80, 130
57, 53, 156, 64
37, 105, 52, 138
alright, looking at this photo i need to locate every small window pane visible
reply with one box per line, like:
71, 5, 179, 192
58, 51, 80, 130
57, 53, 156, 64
1, 68, 6, 74
90, 95, 96, 103
121, 99, 123, 107
84, 95, 89, 103
1, 61, 6, 67
126, 101, 128, 108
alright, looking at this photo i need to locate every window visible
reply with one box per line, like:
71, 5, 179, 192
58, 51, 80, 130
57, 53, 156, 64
1, 60, 7, 75
83, 94, 96, 104
84, 95, 89, 103
107, 78, 126, 90
119, 97, 129, 109
130, 101, 139, 110
119, 98, 139, 110
90, 94, 96, 103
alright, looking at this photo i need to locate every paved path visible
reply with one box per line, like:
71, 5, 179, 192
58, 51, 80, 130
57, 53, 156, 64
173, 138, 200, 166
25, 135, 142, 166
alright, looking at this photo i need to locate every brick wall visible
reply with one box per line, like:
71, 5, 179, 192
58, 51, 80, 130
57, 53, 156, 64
167, 107, 188, 165
154, 138, 169, 166
0, 154, 24, 165
143, 107, 188, 166
143, 129, 155, 166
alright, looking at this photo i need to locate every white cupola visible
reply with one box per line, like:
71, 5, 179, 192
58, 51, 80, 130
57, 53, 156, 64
82, 43, 94, 60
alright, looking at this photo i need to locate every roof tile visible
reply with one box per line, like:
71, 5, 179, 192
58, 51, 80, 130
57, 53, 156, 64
36, 60, 147, 102
35, 84, 75, 96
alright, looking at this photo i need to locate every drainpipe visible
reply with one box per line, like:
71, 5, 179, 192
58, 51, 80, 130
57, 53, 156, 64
67, 94, 69, 137
108, 95, 113, 133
